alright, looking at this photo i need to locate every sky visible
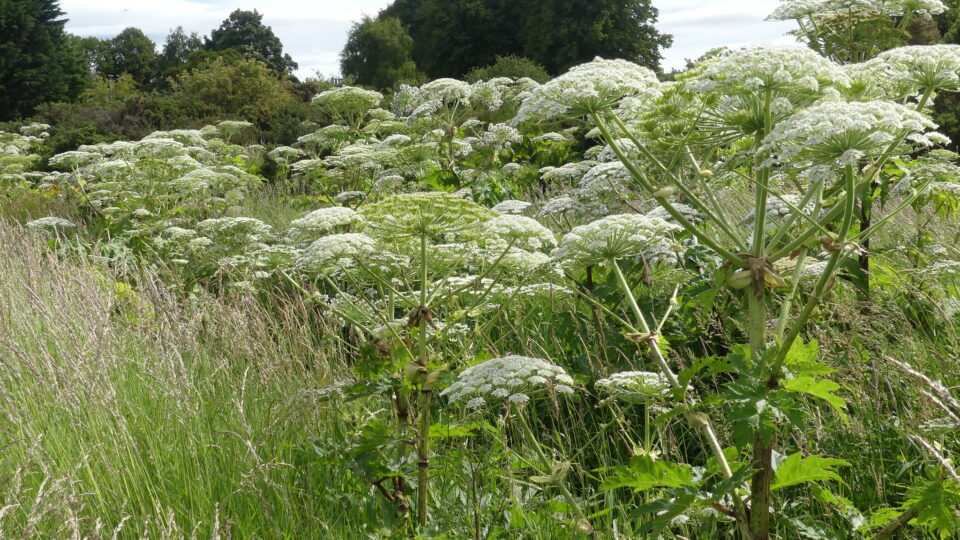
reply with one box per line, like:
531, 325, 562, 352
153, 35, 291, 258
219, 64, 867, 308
60, 0, 800, 80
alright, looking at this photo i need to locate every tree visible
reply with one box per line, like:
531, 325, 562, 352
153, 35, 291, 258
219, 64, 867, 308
379, 0, 671, 78
206, 9, 297, 74
161, 26, 203, 73
519, 0, 672, 74
0, 0, 89, 121
340, 16, 423, 90
98, 27, 158, 85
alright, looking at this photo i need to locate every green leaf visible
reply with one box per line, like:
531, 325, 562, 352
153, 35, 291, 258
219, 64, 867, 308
600, 455, 695, 493
678, 355, 735, 391
771, 453, 849, 491
904, 478, 960, 538
782, 339, 834, 377
781, 376, 849, 424
429, 421, 483, 438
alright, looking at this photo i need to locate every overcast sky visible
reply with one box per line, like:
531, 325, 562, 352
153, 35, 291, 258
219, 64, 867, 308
60, 0, 799, 80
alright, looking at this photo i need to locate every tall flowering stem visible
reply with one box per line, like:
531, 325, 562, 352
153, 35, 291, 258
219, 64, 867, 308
748, 89, 775, 540
415, 233, 432, 528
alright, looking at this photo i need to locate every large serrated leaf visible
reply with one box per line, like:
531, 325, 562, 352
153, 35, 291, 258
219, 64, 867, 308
781, 376, 849, 424
771, 453, 849, 491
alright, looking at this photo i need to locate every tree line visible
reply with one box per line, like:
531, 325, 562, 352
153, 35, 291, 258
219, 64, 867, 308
340, 0, 672, 89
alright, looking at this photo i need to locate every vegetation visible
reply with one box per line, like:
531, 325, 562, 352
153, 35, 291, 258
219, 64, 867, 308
367, 0, 672, 79
0, 0, 88, 121
1, 0, 960, 539
340, 16, 424, 91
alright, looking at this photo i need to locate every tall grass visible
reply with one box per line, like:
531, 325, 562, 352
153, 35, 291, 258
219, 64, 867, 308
0, 224, 345, 537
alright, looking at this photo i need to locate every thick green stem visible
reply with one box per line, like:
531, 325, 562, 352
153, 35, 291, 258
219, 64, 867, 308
416, 388, 432, 527
416, 234, 431, 528
775, 248, 809, 340
748, 91, 776, 540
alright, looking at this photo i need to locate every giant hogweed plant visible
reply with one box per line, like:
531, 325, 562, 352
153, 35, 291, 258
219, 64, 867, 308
770, 0, 958, 299
283, 191, 574, 531
514, 47, 956, 537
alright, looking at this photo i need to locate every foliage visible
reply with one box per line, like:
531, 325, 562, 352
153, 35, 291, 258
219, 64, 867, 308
205, 9, 297, 74
381, 0, 672, 77
340, 16, 424, 90
1, 8, 960, 538
0, 0, 89, 121
465, 55, 551, 83
95, 27, 158, 86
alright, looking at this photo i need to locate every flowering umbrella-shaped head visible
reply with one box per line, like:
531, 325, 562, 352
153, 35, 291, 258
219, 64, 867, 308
312, 86, 384, 126
441, 355, 575, 410
26, 216, 76, 233
294, 232, 378, 274
287, 206, 366, 245
688, 46, 849, 94
875, 45, 960, 94
360, 192, 496, 240
552, 214, 681, 268
768, 0, 946, 21
481, 214, 557, 252
760, 100, 946, 168
514, 57, 661, 122
595, 371, 673, 405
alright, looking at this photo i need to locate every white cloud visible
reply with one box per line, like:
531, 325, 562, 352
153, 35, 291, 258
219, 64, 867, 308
60, 0, 799, 79
656, 0, 798, 69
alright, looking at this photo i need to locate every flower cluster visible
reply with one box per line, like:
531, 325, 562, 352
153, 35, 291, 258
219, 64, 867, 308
595, 371, 672, 404
514, 57, 661, 122
874, 44, 960, 93
552, 214, 681, 267
441, 355, 575, 409
287, 207, 366, 244
482, 214, 557, 251
760, 100, 944, 167
26, 216, 76, 232
689, 46, 849, 93
768, 0, 946, 21
360, 192, 495, 239
294, 233, 378, 274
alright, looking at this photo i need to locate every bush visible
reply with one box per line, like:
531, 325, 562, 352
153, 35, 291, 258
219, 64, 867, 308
465, 55, 550, 83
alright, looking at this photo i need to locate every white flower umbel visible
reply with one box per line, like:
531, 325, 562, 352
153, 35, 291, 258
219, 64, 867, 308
595, 371, 672, 404
689, 46, 849, 93
760, 100, 944, 167
579, 161, 634, 199
552, 214, 681, 267
769, 0, 946, 20
26, 216, 76, 232
441, 355, 575, 409
537, 196, 585, 217
360, 192, 495, 240
196, 217, 273, 247
288, 207, 366, 244
514, 57, 661, 122
482, 214, 557, 251
312, 86, 383, 112
491, 199, 532, 214
875, 44, 960, 94
294, 232, 378, 274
